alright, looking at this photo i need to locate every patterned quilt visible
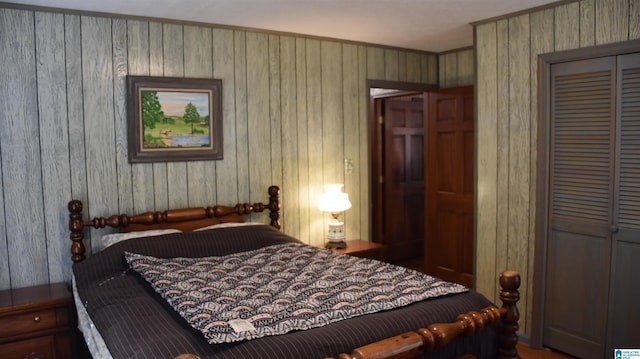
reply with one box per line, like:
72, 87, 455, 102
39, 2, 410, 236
126, 243, 467, 344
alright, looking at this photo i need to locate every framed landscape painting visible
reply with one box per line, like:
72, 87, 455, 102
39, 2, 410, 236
127, 76, 223, 163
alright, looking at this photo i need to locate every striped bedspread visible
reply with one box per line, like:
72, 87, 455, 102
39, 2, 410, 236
126, 243, 467, 343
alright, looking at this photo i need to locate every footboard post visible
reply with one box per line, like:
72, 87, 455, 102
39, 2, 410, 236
498, 270, 521, 359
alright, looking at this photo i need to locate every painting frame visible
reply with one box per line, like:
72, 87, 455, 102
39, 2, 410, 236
127, 76, 223, 163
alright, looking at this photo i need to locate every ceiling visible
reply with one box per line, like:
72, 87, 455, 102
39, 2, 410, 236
4, 0, 561, 52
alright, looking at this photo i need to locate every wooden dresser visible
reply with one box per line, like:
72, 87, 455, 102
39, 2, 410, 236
0, 283, 72, 359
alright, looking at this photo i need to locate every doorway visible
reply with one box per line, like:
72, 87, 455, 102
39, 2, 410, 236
369, 81, 436, 266
369, 81, 475, 288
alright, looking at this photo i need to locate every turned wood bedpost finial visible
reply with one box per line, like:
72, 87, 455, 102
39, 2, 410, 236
498, 270, 521, 359
268, 185, 281, 229
68, 200, 86, 263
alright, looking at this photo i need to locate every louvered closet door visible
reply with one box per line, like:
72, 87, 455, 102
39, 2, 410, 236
544, 57, 616, 359
609, 52, 640, 351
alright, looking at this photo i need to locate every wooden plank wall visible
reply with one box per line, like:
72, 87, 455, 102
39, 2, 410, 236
475, 0, 640, 337
0, 6, 438, 290
438, 47, 475, 88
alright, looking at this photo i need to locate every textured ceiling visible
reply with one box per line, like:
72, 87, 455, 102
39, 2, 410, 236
4, 0, 561, 52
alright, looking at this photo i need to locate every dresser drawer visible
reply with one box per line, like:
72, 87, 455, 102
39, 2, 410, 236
0, 335, 55, 359
0, 309, 57, 338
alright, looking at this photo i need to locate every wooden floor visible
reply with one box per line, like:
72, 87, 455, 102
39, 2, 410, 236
393, 257, 575, 359
518, 343, 575, 359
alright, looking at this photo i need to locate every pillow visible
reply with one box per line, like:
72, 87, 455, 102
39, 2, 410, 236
192, 222, 262, 232
101, 229, 182, 248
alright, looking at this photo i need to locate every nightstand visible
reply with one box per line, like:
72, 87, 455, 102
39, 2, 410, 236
0, 282, 73, 359
318, 239, 384, 260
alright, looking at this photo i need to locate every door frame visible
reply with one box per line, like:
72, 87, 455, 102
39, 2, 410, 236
532, 38, 640, 349
367, 80, 437, 246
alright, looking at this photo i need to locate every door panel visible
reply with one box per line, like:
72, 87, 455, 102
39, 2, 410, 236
424, 86, 474, 288
609, 52, 640, 352
544, 57, 616, 359
543, 231, 610, 357
383, 99, 425, 261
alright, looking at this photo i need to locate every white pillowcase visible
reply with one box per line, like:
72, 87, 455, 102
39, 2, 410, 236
193, 222, 262, 232
101, 229, 182, 248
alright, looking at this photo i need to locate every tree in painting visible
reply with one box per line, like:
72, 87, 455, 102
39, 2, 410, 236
141, 91, 165, 129
183, 102, 201, 134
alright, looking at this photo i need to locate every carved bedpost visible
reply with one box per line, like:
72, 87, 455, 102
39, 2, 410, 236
498, 270, 521, 359
68, 200, 86, 264
268, 185, 281, 229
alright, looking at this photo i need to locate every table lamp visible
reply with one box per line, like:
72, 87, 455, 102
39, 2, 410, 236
318, 184, 352, 249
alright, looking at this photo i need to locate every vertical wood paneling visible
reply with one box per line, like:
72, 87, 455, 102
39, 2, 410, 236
212, 28, 238, 204
495, 19, 510, 286
580, 0, 596, 47
163, 24, 189, 208
65, 14, 88, 248
112, 18, 133, 213
0, 6, 438, 290
427, 54, 438, 84
631, 0, 640, 39
306, 39, 324, 246
0, 9, 47, 288
234, 31, 249, 204
35, 11, 72, 284
184, 25, 215, 207
384, 49, 399, 81
127, 20, 156, 213
438, 54, 446, 86
0, 158, 6, 288
398, 51, 407, 82
321, 41, 343, 185
456, 49, 475, 86
246, 32, 271, 218
367, 47, 385, 79
295, 38, 310, 242
81, 15, 117, 254
279, 36, 300, 237
320, 40, 344, 241
420, 54, 432, 84
528, 8, 554, 335
149, 22, 169, 210
506, 14, 531, 332
357, 45, 370, 241
595, 0, 629, 45
438, 53, 448, 87
268, 35, 283, 209
343, 44, 361, 239
554, 2, 580, 51
475, 22, 499, 300
444, 53, 458, 87
439, 50, 474, 88
406, 52, 422, 80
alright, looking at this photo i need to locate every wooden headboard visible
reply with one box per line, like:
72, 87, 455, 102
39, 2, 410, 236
68, 185, 281, 264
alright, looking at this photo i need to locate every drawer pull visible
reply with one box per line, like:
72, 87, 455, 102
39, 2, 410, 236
33, 316, 41, 323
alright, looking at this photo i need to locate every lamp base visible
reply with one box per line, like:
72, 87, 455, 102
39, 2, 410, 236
325, 240, 347, 249
326, 221, 345, 240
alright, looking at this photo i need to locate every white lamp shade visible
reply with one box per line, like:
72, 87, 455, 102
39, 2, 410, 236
318, 184, 351, 213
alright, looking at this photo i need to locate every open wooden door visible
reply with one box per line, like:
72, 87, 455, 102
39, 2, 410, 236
424, 86, 474, 288
382, 98, 425, 261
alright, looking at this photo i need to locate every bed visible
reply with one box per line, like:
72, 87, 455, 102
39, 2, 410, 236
68, 185, 520, 359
